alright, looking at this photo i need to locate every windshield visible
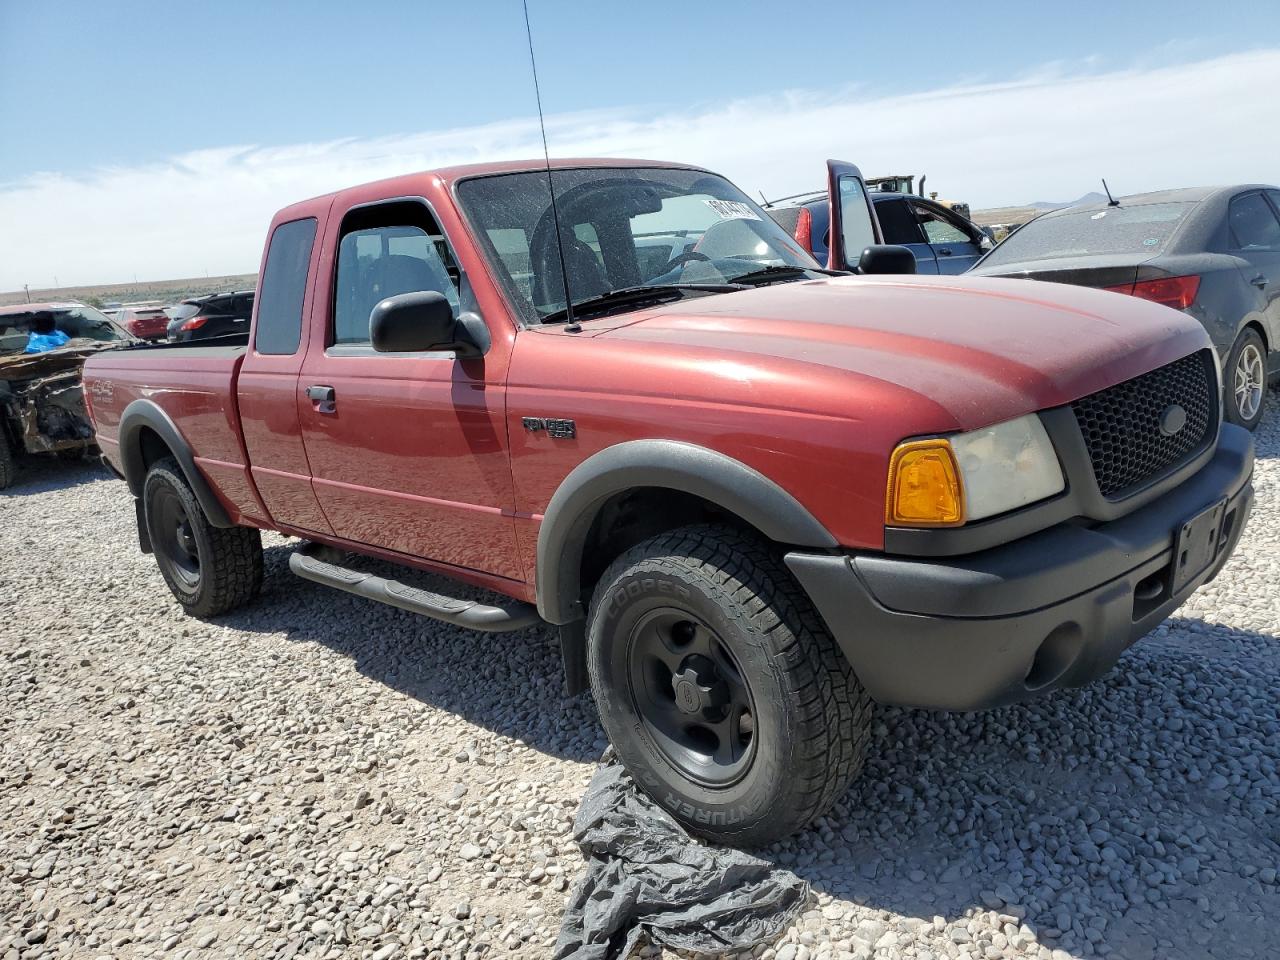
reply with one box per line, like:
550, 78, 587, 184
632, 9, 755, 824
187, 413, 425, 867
456, 166, 821, 323
0, 305, 132, 354
980, 202, 1195, 266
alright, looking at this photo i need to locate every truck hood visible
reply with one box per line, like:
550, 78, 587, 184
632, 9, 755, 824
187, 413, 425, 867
595, 274, 1209, 431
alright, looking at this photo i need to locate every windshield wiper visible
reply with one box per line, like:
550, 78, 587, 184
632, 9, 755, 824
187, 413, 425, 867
729, 265, 845, 286
540, 283, 742, 324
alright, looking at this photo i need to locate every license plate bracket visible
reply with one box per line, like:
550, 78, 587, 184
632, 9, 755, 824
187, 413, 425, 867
1171, 498, 1227, 595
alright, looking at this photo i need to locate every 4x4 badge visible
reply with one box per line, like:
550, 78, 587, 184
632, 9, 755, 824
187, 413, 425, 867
522, 417, 576, 439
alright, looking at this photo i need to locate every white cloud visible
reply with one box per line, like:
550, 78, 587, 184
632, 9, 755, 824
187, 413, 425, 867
3, 49, 1277, 290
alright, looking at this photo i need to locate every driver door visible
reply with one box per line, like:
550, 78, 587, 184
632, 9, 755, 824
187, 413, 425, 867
296, 198, 522, 581
825, 160, 883, 271
909, 199, 983, 274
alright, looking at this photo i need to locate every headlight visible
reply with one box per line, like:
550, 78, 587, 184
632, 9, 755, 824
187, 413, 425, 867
886, 414, 1065, 527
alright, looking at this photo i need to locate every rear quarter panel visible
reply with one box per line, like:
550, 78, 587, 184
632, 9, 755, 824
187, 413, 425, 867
84, 347, 262, 525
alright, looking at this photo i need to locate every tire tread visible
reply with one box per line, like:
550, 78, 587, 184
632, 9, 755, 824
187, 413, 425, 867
144, 458, 262, 617
0, 430, 15, 491
588, 523, 872, 844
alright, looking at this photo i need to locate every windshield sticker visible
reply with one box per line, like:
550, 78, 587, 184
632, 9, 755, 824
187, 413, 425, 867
704, 199, 761, 222
1143, 237, 1160, 246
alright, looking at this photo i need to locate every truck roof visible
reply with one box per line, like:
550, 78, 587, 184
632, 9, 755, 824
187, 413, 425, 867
273, 157, 710, 221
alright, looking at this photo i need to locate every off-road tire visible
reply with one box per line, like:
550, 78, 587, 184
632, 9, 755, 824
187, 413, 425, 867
0, 429, 15, 491
1224, 327, 1268, 430
586, 524, 872, 846
143, 457, 262, 617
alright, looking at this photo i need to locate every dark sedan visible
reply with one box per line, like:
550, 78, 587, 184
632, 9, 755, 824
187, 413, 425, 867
969, 185, 1280, 429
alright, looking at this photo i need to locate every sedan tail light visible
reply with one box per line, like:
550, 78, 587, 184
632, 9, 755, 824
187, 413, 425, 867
1104, 275, 1201, 310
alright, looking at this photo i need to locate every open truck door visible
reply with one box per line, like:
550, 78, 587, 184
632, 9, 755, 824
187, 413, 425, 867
826, 159, 916, 275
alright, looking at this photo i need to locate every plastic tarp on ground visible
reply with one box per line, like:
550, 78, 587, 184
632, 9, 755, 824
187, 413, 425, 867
554, 761, 809, 960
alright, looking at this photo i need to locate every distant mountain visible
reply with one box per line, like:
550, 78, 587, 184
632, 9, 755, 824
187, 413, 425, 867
1028, 191, 1108, 211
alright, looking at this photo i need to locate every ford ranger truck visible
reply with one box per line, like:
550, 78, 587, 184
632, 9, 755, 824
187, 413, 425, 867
82, 158, 1254, 846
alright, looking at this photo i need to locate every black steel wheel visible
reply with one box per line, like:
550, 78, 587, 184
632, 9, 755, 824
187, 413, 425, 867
587, 524, 872, 846
151, 481, 202, 590
626, 608, 757, 787
143, 457, 263, 617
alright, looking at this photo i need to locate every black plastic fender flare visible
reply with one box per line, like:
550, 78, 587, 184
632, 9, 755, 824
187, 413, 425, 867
535, 439, 837, 625
117, 398, 234, 528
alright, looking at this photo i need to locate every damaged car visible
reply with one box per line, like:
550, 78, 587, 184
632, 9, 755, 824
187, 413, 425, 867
0, 302, 135, 489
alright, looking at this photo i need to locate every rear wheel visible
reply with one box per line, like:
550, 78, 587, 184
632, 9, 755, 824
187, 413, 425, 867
1225, 328, 1268, 430
0, 430, 15, 490
586, 524, 872, 846
143, 457, 263, 617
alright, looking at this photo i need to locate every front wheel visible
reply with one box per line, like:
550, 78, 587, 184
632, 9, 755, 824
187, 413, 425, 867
586, 525, 872, 846
143, 457, 263, 617
1225, 328, 1268, 430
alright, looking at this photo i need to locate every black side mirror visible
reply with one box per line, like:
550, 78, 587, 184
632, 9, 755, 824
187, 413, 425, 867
856, 244, 917, 275
369, 291, 483, 357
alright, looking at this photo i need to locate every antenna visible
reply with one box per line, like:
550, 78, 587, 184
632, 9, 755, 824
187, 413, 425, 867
1102, 178, 1120, 207
522, 0, 576, 326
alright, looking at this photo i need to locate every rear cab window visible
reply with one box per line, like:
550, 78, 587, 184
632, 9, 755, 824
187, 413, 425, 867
255, 218, 318, 355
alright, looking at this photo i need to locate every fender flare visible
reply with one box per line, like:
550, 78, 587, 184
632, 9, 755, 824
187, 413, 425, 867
535, 439, 837, 624
118, 398, 233, 528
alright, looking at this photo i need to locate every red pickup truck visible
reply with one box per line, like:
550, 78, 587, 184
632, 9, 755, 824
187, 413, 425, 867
84, 158, 1254, 845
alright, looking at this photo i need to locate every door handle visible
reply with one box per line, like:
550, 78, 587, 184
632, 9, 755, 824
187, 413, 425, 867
306, 384, 336, 413
1251, 275, 1268, 288
938, 248, 952, 256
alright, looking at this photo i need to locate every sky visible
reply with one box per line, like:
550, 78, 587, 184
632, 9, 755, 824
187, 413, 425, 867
1, 0, 1277, 290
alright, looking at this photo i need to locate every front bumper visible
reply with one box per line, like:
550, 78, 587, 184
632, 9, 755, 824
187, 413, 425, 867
786, 424, 1254, 711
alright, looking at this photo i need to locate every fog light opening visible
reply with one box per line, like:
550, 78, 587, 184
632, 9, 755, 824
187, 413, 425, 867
1024, 622, 1085, 691
1133, 568, 1171, 621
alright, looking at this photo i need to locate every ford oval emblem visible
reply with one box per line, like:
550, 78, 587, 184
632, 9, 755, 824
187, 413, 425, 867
1159, 403, 1187, 437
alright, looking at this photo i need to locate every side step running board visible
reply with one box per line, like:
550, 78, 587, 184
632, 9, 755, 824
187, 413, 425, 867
289, 549, 542, 634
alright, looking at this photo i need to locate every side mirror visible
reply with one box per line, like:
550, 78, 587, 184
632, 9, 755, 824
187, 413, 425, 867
369, 291, 481, 357
856, 244, 917, 275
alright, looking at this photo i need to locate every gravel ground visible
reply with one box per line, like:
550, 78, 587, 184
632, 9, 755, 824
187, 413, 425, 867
2, 394, 1278, 960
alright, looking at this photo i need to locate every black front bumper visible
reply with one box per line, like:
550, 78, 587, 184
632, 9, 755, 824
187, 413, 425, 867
786, 424, 1254, 712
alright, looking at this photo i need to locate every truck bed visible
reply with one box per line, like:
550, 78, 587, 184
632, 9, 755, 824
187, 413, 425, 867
83, 338, 252, 521
97, 335, 249, 362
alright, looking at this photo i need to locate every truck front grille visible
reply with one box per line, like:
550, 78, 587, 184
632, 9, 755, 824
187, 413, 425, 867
1071, 350, 1216, 499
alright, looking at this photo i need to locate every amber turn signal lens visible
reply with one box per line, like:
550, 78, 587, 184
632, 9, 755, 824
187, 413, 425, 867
885, 439, 965, 527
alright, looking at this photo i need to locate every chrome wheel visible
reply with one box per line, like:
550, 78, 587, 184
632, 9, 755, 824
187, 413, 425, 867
1234, 342, 1265, 423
